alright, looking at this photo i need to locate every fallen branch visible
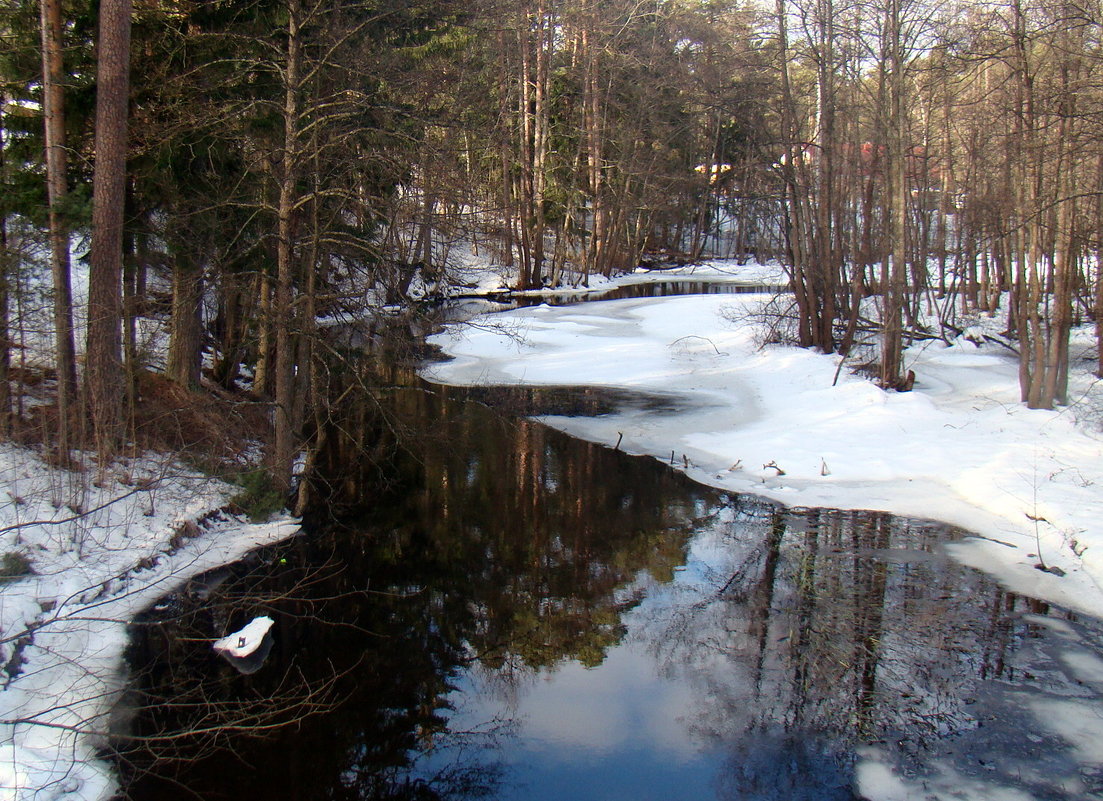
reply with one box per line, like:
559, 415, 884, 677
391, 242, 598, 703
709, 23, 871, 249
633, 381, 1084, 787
669, 335, 728, 356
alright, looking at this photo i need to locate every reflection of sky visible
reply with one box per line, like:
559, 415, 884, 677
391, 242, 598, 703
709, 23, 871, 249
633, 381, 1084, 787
437, 641, 727, 801
419, 513, 1103, 801
421, 521, 749, 800
518, 647, 701, 759
680, 524, 754, 584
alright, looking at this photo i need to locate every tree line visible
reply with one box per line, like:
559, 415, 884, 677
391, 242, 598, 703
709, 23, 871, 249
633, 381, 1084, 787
775, 0, 1103, 407
0, 0, 1100, 494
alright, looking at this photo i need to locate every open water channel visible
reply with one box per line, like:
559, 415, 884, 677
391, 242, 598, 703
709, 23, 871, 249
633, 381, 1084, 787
114, 284, 1103, 800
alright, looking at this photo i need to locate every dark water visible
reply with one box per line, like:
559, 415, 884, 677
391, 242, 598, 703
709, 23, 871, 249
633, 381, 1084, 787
114, 369, 1103, 801
583, 279, 783, 301
480, 279, 782, 310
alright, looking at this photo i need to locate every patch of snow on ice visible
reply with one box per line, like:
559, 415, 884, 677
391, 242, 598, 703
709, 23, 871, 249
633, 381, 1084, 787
213, 616, 275, 658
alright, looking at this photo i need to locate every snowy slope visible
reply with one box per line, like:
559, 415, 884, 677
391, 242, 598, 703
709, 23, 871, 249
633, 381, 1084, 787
0, 447, 298, 800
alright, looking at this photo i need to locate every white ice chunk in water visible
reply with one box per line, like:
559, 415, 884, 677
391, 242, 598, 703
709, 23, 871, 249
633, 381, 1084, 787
212, 616, 274, 658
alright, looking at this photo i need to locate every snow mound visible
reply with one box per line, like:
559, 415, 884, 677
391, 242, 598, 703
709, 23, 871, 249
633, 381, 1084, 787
213, 616, 275, 658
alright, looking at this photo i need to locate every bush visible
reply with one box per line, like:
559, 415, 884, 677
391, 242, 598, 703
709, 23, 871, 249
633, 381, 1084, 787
0, 552, 34, 582
229, 469, 286, 522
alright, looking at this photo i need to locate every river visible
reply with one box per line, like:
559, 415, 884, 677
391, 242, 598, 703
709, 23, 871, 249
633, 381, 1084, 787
113, 286, 1103, 801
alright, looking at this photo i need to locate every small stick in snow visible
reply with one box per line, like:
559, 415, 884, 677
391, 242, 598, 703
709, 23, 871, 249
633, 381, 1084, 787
832, 356, 847, 387
669, 335, 727, 356
763, 461, 785, 476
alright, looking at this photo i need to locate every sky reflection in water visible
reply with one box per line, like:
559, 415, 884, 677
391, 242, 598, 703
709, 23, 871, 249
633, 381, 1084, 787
119, 377, 1103, 801
416, 502, 1103, 801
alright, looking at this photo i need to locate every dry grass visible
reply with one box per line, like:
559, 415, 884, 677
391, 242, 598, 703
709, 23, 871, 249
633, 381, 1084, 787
131, 372, 271, 472
4, 369, 272, 477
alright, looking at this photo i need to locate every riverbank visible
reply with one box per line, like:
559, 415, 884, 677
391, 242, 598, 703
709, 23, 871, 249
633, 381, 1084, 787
0, 445, 298, 800
423, 259, 1103, 617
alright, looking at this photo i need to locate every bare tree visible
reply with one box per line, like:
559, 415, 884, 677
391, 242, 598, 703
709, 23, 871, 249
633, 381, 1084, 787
878, 0, 911, 389
0, 96, 10, 437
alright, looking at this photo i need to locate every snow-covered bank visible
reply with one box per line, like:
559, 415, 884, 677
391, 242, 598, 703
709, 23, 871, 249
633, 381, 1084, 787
0, 446, 298, 800
423, 260, 1103, 618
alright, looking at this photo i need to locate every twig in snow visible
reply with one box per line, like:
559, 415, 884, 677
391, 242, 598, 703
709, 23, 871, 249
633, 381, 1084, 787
669, 335, 728, 356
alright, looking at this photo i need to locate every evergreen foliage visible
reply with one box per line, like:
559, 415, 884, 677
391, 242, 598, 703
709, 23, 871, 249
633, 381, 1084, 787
0, 0, 1097, 477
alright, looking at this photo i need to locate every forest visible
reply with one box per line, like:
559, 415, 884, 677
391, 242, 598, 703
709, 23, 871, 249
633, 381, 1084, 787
0, 0, 1101, 489
6, 2, 1103, 798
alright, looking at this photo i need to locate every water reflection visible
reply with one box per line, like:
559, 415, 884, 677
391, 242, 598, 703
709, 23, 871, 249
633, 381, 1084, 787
115, 366, 1103, 801
490, 280, 783, 308
585, 280, 783, 302
409, 500, 1103, 801
117, 375, 723, 799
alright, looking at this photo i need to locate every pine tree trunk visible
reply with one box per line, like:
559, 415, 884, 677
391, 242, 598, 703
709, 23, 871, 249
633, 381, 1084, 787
86, 0, 132, 461
167, 254, 204, 388
516, 25, 535, 288
212, 273, 246, 389
122, 190, 138, 426
40, 0, 78, 451
0, 112, 10, 437
582, 25, 606, 277
272, 0, 302, 494
497, 31, 516, 269
531, 2, 549, 284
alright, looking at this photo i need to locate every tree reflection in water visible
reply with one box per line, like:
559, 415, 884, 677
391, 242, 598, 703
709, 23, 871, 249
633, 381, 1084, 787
637, 505, 1101, 800
116, 370, 724, 800
116, 361, 1103, 801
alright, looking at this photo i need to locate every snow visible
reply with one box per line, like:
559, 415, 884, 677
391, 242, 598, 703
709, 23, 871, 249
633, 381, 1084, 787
422, 259, 1103, 619
212, 615, 274, 659
0, 446, 299, 800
